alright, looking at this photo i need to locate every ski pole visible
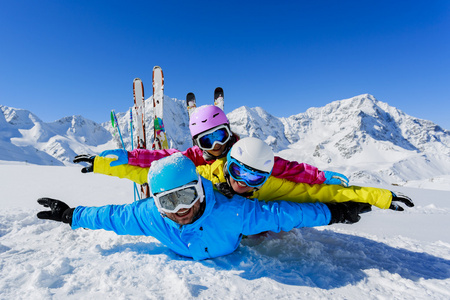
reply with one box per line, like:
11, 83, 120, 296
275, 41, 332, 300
112, 110, 126, 149
130, 108, 141, 201
111, 111, 121, 149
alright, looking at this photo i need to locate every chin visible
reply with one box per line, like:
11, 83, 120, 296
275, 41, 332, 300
175, 211, 194, 224
231, 182, 252, 194
208, 150, 222, 157
166, 202, 201, 225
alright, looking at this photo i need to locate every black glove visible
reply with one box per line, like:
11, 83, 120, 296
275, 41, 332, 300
389, 192, 414, 211
326, 202, 372, 224
73, 154, 96, 173
215, 182, 236, 198
37, 197, 74, 225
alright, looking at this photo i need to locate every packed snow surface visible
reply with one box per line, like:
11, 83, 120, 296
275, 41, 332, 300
0, 162, 449, 299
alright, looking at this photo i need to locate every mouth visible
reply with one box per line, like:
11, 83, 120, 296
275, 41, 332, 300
212, 144, 223, 151
176, 208, 191, 217
236, 181, 248, 187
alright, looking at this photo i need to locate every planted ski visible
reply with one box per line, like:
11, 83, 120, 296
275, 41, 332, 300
133, 77, 149, 198
152, 66, 169, 150
186, 92, 196, 117
133, 78, 146, 149
214, 87, 224, 111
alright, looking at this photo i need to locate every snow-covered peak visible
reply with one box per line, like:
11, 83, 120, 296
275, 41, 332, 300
0, 106, 113, 165
228, 106, 290, 151
0, 105, 43, 128
277, 94, 450, 185
49, 115, 111, 146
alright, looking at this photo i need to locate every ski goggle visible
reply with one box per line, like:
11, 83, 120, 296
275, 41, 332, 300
227, 156, 271, 187
195, 125, 232, 151
153, 179, 204, 213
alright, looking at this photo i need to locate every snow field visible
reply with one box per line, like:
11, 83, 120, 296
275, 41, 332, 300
0, 164, 449, 299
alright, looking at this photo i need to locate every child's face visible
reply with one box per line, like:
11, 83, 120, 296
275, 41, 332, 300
205, 143, 227, 157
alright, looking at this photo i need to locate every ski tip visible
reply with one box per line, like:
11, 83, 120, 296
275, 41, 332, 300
152, 66, 164, 79
214, 87, 224, 97
133, 78, 142, 81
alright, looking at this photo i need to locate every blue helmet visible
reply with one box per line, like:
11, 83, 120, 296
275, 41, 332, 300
148, 153, 199, 195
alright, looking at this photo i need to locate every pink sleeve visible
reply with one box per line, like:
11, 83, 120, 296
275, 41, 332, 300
127, 146, 210, 168
271, 156, 326, 184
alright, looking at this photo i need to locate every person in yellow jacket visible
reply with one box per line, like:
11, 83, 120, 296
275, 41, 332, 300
78, 137, 414, 211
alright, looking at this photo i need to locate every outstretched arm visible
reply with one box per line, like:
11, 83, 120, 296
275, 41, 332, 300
238, 197, 371, 236
37, 197, 156, 236
271, 156, 325, 184
271, 156, 349, 186
127, 146, 210, 167
73, 154, 149, 184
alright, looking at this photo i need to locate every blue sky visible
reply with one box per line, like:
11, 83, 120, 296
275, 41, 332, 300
1, 1, 449, 129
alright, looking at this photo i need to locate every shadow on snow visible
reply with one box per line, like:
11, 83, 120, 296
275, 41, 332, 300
99, 228, 450, 289
214, 228, 450, 288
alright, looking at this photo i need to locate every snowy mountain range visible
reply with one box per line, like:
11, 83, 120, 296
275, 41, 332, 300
0, 106, 111, 166
1, 94, 449, 189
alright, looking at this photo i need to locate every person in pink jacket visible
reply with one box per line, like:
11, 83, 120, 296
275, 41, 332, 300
82, 105, 348, 186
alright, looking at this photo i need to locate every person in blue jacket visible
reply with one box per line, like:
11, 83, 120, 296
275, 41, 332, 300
37, 153, 371, 260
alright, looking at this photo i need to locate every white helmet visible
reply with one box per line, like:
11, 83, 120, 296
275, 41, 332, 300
228, 137, 274, 173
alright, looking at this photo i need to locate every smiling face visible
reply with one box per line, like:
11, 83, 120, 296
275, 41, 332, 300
229, 177, 255, 195
164, 200, 202, 225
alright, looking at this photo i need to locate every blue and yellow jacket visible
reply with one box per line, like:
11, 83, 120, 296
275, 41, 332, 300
94, 156, 392, 209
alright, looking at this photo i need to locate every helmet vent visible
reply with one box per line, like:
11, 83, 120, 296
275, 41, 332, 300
212, 113, 219, 118
264, 160, 272, 166
236, 146, 243, 156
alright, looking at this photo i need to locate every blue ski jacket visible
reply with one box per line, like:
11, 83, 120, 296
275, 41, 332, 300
72, 178, 331, 260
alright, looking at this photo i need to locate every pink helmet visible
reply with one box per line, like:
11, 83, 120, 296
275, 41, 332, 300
189, 105, 229, 137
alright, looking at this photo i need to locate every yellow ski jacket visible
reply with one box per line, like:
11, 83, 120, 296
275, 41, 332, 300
94, 156, 392, 209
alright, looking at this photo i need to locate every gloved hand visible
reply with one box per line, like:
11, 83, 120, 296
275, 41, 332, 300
324, 171, 349, 187
73, 154, 96, 173
215, 182, 236, 199
389, 192, 414, 211
326, 202, 372, 224
99, 149, 129, 167
37, 197, 74, 225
